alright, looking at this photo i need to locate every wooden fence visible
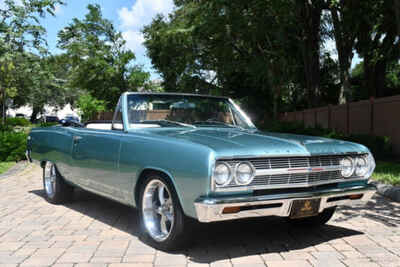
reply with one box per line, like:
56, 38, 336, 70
280, 95, 400, 155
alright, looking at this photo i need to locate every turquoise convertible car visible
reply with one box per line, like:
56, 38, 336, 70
27, 92, 376, 249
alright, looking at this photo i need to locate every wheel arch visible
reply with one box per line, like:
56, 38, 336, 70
134, 167, 184, 211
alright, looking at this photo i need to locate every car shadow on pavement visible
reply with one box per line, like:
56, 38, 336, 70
29, 189, 397, 264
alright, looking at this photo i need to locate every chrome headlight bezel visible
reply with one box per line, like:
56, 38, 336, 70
234, 161, 256, 185
364, 152, 376, 178
340, 156, 355, 178
355, 156, 369, 177
213, 162, 233, 187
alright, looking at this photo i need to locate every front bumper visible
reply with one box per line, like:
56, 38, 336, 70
194, 184, 376, 223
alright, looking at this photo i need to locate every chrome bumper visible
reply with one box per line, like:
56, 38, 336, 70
194, 184, 376, 223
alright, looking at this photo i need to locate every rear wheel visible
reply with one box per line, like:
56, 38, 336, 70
43, 161, 74, 204
288, 207, 336, 226
138, 173, 189, 250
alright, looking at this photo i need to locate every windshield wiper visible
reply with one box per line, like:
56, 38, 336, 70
140, 120, 196, 128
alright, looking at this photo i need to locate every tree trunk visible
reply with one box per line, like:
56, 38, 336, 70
30, 106, 41, 123
395, 0, 400, 37
363, 53, 376, 98
375, 59, 387, 98
330, 5, 356, 104
272, 86, 281, 120
1, 88, 5, 125
338, 69, 352, 104
336, 48, 353, 104
297, 0, 323, 108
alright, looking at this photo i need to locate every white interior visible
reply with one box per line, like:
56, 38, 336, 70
86, 123, 112, 130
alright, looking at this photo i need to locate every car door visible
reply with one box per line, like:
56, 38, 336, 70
70, 127, 123, 199
70, 100, 125, 201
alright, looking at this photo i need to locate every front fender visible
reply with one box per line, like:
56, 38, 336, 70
118, 132, 216, 219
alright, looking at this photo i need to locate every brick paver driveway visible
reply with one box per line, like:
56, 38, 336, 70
0, 164, 399, 267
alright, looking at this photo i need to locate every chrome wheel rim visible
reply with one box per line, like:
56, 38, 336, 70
44, 162, 56, 198
142, 179, 174, 242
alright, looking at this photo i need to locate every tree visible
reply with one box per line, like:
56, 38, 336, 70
354, 0, 400, 98
351, 61, 400, 101
0, 57, 17, 123
0, 0, 64, 123
58, 4, 150, 109
294, 0, 327, 107
396, 0, 400, 37
144, 0, 302, 118
144, 0, 398, 119
328, 0, 359, 104
76, 93, 106, 122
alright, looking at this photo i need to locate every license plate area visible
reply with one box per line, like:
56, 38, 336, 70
290, 198, 321, 219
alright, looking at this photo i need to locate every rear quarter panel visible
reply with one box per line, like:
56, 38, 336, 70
30, 127, 74, 180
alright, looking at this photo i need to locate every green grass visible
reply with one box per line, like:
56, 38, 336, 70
0, 162, 16, 175
372, 161, 400, 186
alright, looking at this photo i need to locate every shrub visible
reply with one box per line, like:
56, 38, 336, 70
0, 130, 28, 161
260, 121, 392, 160
6, 117, 31, 127
39, 122, 58, 127
0, 123, 13, 131
76, 93, 106, 122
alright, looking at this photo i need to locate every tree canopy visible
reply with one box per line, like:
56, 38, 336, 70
1, 0, 399, 123
143, 0, 400, 119
1, 1, 151, 122
0, 0, 64, 122
57, 4, 150, 109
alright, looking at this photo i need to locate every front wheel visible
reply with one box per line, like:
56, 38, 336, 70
288, 207, 336, 226
43, 161, 74, 204
138, 174, 189, 250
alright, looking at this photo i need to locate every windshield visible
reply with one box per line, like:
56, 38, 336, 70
126, 94, 255, 130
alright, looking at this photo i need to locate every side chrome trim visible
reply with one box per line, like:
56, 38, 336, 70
195, 184, 376, 223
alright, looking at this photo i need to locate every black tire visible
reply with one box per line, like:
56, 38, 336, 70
288, 207, 336, 226
42, 161, 74, 204
138, 173, 190, 250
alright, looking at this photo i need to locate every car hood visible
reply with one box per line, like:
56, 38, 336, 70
138, 127, 369, 158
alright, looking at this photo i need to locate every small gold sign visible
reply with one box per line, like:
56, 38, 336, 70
300, 200, 313, 212
290, 198, 321, 219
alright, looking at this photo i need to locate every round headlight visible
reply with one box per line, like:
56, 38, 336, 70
235, 162, 255, 185
340, 157, 355, 177
213, 162, 232, 186
355, 156, 369, 177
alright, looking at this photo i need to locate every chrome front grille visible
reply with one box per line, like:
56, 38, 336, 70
225, 155, 341, 170
251, 171, 341, 186
222, 155, 363, 190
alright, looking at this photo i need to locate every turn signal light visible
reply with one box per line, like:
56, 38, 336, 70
349, 194, 363, 200
222, 206, 241, 214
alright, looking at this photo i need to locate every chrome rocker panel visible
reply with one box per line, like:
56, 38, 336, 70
194, 184, 376, 223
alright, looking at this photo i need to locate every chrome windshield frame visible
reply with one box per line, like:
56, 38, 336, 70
124, 92, 257, 130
